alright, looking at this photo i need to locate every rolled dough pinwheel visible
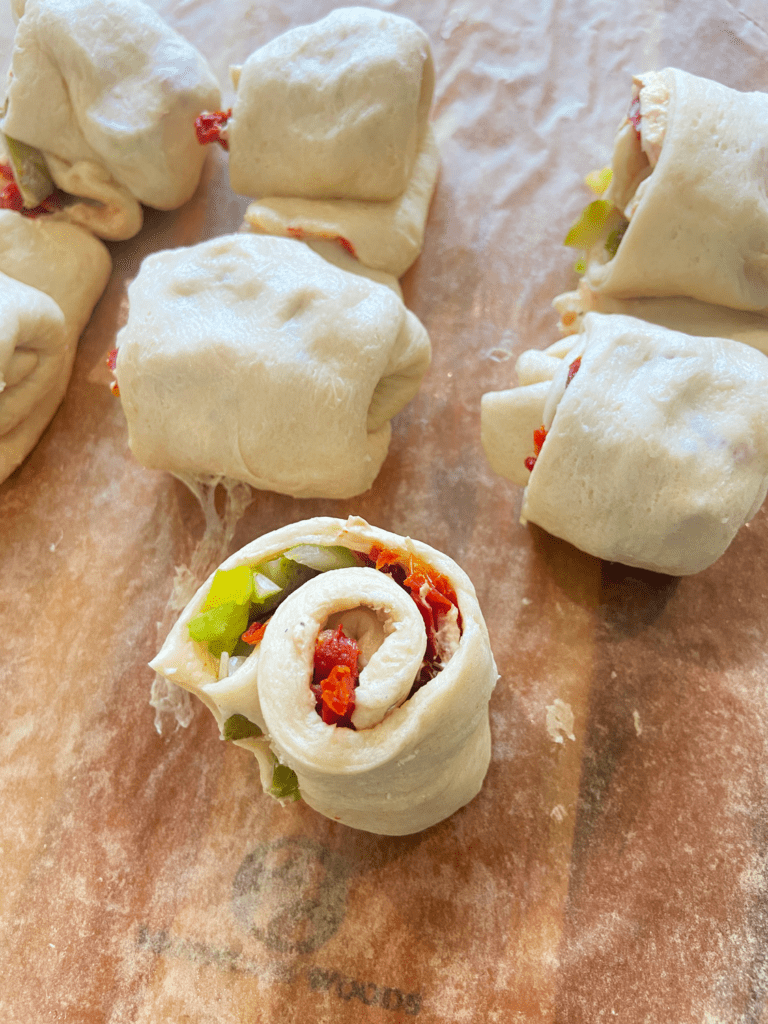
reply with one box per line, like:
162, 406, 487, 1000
0, 209, 111, 482
0, 0, 221, 240
566, 68, 768, 312
150, 516, 498, 835
114, 233, 431, 498
481, 313, 768, 576
197, 7, 439, 278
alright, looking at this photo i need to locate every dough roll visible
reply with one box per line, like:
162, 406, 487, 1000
212, 6, 438, 277
115, 234, 431, 498
481, 313, 768, 576
0, 211, 111, 482
151, 516, 498, 835
581, 68, 768, 312
1, 0, 221, 240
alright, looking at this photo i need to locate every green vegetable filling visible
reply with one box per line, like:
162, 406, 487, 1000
271, 763, 301, 802
187, 544, 360, 657
222, 714, 264, 741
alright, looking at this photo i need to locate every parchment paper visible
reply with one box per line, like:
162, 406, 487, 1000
2, 1, 768, 1022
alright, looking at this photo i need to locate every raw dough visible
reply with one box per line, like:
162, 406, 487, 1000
583, 68, 768, 311
115, 233, 431, 498
0, 210, 112, 482
481, 313, 768, 575
150, 516, 499, 835
1, 0, 221, 240
225, 6, 438, 277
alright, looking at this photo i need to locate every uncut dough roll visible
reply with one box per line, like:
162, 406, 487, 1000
151, 516, 498, 836
1, 0, 221, 240
222, 7, 439, 276
115, 233, 431, 499
0, 210, 111, 483
481, 313, 768, 576
582, 68, 768, 312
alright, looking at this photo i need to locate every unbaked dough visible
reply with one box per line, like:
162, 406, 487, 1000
223, 7, 438, 277
481, 313, 768, 575
115, 233, 431, 498
150, 516, 498, 835
1, 0, 221, 240
554, 281, 768, 355
581, 68, 768, 312
0, 210, 112, 483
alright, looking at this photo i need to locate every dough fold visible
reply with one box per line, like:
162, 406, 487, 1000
115, 234, 431, 498
0, 210, 111, 482
151, 516, 499, 835
481, 313, 768, 575
1, 0, 221, 239
583, 68, 768, 311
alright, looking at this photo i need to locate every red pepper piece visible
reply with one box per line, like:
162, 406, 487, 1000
106, 348, 118, 372
566, 356, 581, 387
337, 236, 356, 258
628, 96, 641, 140
312, 624, 360, 727
0, 181, 23, 212
195, 109, 231, 150
241, 621, 267, 646
0, 163, 14, 182
318, 665, 356, 725
286, 225, 305, 240
526, 425, 548, 473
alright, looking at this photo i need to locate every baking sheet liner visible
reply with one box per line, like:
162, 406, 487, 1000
2, 1, 768, 1021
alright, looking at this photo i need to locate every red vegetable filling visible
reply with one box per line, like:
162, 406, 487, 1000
195, 110, 231, 150
628, 96, 641, 140
311, 624, 361, 727
306, 546, 462, 730
365, 545, 461, 695
524, 357, 581, 472
242, 621, 267, 646
566, 356, 581, 387
525, 425, 548, 472
0, 164, 62, 218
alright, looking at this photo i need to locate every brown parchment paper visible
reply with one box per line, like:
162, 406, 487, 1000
2, 1, 768, 1022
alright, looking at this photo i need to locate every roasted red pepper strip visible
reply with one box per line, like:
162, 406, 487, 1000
311, 624, 360, 727
195, 109, 231, 150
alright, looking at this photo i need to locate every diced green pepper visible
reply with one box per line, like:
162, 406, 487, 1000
4, 134, 54, 207
222, 714, 263, 742
203, 564, 254, 612
188, 600, 250, 657
270, 762, 301, 801
563, 199, 614, 250
584, 166, 613, 195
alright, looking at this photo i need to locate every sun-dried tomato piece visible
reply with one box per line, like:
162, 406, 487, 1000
337, 236, 356, 258
195, 109, 231, 149
241, 621, 267, 646
566, 357, 581, 387
318, 665, 357, 726
526, 425, 548, 473
0, 181, 23, 212
312, 624, 360, 727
